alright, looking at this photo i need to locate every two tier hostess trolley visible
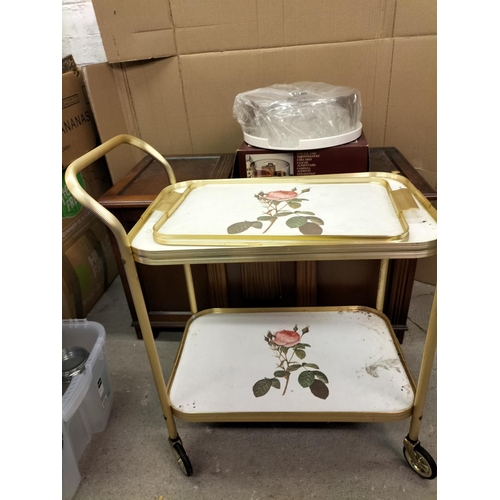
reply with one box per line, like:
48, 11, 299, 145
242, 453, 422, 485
65, 135, 438, 479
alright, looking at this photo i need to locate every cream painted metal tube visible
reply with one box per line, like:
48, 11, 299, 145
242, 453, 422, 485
408, 289, 437, 441
376, 258, 389, 311
183, 264, 198, 314
65, 135, 179, 439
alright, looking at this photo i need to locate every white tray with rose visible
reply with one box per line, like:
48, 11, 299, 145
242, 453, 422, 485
167, 308, 414, 422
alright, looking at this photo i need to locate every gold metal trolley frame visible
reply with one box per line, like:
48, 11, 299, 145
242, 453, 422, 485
65, 135, 437, 479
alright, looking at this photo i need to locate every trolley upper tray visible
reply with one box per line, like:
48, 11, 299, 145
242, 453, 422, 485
130, 173, 437, 265
153, 176, 409, 245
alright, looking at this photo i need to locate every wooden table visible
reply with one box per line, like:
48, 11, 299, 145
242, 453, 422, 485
99, 148, 436, 342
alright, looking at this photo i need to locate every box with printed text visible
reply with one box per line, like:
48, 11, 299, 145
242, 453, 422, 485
235, 133, 369, 178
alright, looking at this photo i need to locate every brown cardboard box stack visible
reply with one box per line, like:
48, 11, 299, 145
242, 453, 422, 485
62, 56, 118, 318
82, 0, 437, 283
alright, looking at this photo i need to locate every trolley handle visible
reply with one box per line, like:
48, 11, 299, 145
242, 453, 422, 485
64, 134, 176, 245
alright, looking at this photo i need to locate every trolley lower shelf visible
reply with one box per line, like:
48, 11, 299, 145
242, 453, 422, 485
168, 307, 415, 423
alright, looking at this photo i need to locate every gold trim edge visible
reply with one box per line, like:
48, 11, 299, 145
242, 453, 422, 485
169, 408, 415, 423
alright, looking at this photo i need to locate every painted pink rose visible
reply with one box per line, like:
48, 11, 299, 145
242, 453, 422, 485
273, 329, 301, 347
263, 190, 298, 201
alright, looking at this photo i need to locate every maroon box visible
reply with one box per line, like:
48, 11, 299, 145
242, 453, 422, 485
235, 132, 369, 178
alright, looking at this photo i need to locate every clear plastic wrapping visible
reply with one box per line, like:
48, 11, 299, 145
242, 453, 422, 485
233, 82, 362, 150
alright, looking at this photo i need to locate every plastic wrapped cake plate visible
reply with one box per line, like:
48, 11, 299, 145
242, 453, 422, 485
233, 82, 363, 150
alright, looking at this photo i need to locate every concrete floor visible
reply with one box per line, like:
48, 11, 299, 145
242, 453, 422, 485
72, 277, 437, 500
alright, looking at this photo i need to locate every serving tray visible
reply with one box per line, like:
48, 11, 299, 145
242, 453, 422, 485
167, 307, 415, 422
152, 177, 410, 247
129, 173, 437, 265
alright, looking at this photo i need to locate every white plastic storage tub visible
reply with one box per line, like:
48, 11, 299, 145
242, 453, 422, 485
62, 319, 113, 500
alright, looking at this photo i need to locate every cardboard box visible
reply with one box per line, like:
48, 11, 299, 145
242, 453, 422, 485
62, 56, 117, 318
62, 185, 119, 319
84, 1, 437, 190
62, 156, 112, 231
385, 35, 437, 182
62, 67, 99, 168
82, 58, 191, 184
91, 0, 436, 61
62, 209, 118, 319
62, 157, 117, 318
235, 133, 369, 178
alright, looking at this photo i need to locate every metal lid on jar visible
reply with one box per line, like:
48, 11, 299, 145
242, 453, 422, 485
62, 346, 89, 382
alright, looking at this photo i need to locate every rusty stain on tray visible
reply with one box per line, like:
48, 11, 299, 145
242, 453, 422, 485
365, 358, 402, 378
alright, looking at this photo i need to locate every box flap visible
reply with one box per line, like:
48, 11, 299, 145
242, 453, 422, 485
91, 0, 399, 61
83, 58, 192, 183
91, 0, 176, 62
172, 0, 396, 55
83, 63, 144, 182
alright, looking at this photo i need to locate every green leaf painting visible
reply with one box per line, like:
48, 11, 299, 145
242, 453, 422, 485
252, 378, 272, 397
227, 188, 324, 236
227, 221, 254, 234
253, 324, 330, 400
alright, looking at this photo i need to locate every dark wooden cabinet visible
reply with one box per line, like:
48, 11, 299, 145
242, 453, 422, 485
99, 148, 436, 343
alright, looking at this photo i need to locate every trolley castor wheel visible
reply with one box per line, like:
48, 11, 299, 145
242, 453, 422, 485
169, 437, 193, 476
403, 436, 437, 479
